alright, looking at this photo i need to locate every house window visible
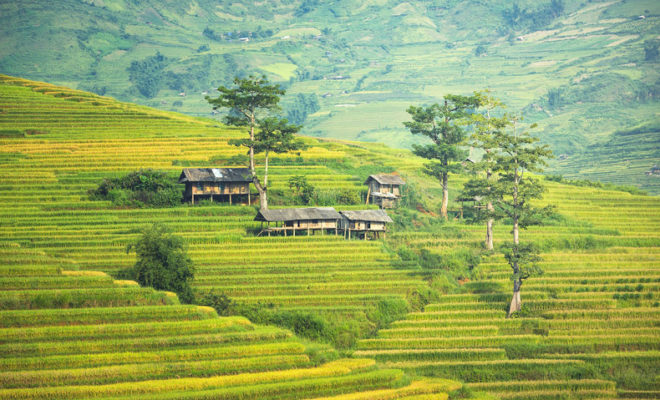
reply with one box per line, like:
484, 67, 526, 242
196, 183, 203, 191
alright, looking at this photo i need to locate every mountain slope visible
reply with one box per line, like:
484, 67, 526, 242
1, 0, 658, 191
0, 75, 462, 400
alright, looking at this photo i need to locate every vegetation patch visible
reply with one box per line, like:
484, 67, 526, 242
88, 169, 182, 207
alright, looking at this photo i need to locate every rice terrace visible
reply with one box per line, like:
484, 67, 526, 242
0, 1, 659, 399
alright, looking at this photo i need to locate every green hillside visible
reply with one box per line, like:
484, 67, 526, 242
1, 76, 659, 398
0, 76, 461, 399
0, 0, 658, 191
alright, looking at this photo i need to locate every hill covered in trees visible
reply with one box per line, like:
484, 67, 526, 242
0, 0, 658, 192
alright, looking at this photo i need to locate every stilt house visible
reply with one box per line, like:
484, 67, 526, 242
254, 207, 341, 236
178, 168, 253, 205
339, 209, 393, 240
364, 174, 405, 208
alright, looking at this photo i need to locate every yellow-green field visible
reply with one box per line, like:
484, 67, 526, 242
0, 75, 658, 399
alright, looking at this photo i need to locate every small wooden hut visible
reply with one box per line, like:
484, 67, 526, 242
339, 209, 393, 240
364, 174, 405, 208
178, 168, 253, 205
254, 207, 341, 236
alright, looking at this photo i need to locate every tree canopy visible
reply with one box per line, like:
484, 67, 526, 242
207, 75, 305, 209
404, 94, 480, 218
124, 223, 195, 304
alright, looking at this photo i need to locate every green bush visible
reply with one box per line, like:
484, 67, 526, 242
367, 298, 410, 330
89, 169, 182, 208
270, 311, 330, 342
119, 223, 195, 303
197, 290, 234, 316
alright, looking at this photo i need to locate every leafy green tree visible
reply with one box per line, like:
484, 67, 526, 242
289, 175, 315, 204
228, 116, 306, 208
404, 94, 480, 219
207, 75, 293, 209
124, 224, 195, 303
488, 118, 553, 316
463, 91, 510, 250
289, 175, 308, 195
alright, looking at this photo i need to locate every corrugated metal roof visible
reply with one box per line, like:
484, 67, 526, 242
364, 173, 406, 185
371, 192, 398, 199
254, 207, 341, 222
340, 209, 393, 223
178, 168, 252, 183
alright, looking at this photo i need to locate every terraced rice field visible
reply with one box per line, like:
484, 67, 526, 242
0, 75, 428, 320
1, 75, 659, 399
358, 184, 660, 398
0, 76, 458, 398
0, 248, 463, 399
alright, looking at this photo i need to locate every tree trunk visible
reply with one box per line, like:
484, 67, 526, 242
485, 212, 494, 250
441, 172, 448, 220
485, 167, 494, 251
256, 151, 269, 209
255, 180, 267, 209
264, 151, 270, 189
248, 117, 268, 209
508, 168, 521, 317
507, 278, 522, 317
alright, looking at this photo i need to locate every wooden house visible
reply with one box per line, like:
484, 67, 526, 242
339, 209, 393, 240
364, 174, 406, 208
178, 168, 253, 205
254, 207, 341, 236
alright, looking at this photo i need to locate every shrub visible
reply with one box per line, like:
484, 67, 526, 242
288, 175, 316, 204
89, 169, 182, 207
270, 311, 330, 342
367, 298, 410, 330
120, 223, 195, 303
197, 290, 234, 316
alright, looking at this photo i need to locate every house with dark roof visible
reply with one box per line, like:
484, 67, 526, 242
339, 209, 393, 239
178, 168, 253, 205
364, 173, 406, 208
254, 207, 341, 236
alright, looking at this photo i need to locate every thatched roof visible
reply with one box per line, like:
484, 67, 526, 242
254, 207, 341, 222
178, 168, 252, 183
365, 173, 406, 185
340, 209, 393, 223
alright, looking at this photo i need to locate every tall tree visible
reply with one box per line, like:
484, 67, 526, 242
463, 91, 510, 250
404, 94, 480, 219
489, 118, 553, 316
206, 75, 284, 209
229, 117, 306, 208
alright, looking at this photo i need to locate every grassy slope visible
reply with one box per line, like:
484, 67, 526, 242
0, 0, 658, 191
1, 76, 659, 398
0, 76, 463, 399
